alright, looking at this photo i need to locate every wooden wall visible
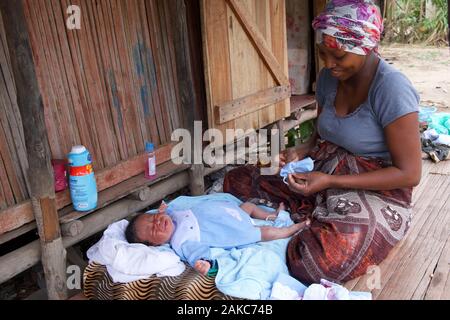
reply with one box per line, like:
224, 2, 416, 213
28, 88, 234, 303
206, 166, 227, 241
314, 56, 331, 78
0, 0, 201, 223
22, 0, 185, 169
0, 12, 29, 210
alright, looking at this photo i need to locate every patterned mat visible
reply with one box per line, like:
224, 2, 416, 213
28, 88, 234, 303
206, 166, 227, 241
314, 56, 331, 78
83, 262, 236, 300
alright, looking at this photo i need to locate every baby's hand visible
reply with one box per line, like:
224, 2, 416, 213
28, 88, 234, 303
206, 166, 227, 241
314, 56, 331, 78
158, 201, 168, 213
194, 260, 211, 276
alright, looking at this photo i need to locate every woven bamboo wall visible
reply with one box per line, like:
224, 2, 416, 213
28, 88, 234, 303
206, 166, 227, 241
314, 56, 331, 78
0, 0, 189, 209
23, 0, 184, 169
0, 12, 29, 210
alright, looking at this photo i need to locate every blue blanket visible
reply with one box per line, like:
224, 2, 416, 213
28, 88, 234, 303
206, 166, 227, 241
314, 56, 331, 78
165, 193, 294, 300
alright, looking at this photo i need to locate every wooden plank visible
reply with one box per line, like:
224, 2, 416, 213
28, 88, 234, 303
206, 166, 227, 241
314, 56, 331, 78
52, 0, 94, 160
255, 0, 275, 129
82, 0, 119, 167
38, 0, 75, 158
282, 108, 318, 133
105, 0, 138, 157
122, 0, 159, 147
313, 0, 328, 77
162, 0, 183, 131
92, 0, 128, 161
44, 0, 80, 150
59, 0, 105, 168
227, 0, 288, 86
147, 0, 171, 143
345, 174, 450, 299
216, 85, 290, 124
422, 235, 450, 300
269, 0, 290, 121
0, 121, 24, 204
290, 94, 317, 115
168, 0, 205, 195
107, 0, 137, 159
0, 144, 15, 207
201, 0, 234, 139
116, 0, 148, 150
377, 181, 450, 300
0, 29, 29, 200
25, 0, 64, 159
228, 0, 259, 133
429, 160, 450, 175
155, 0, 178, 140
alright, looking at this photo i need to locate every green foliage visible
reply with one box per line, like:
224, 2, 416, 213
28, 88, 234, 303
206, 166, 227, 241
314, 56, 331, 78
285, 120, 315, 148
383, 0, 448, 45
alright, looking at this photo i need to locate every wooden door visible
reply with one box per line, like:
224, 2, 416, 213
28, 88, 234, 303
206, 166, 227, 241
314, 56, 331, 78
201, 0, 290, 145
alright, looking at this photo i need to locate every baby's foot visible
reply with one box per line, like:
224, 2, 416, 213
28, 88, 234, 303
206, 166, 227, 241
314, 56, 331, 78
277, 202, 286, 214
194, 260, 211, 276
266, 202, 285, 221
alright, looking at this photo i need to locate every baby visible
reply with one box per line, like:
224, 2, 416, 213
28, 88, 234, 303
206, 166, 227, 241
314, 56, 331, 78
125, 200, 310, 276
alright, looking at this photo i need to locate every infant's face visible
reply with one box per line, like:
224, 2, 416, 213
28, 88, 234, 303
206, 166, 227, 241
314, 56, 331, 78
135, 213, 174, 245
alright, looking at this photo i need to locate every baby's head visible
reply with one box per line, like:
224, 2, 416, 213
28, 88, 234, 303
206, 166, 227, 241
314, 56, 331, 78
125, 212, 174, 246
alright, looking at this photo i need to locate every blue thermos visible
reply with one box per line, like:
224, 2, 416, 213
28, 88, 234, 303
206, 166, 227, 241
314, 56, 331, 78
67, 145, 98, 211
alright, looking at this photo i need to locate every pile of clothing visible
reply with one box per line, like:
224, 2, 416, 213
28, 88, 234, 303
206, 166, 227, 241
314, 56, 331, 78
421, 128, 450, 163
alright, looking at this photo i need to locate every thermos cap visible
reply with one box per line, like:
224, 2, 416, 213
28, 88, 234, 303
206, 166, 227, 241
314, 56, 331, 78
71, 145, 87, 155
145, 142, 154, 152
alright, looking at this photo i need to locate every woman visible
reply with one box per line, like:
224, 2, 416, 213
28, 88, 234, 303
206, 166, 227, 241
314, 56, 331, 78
223, 0, 422, 285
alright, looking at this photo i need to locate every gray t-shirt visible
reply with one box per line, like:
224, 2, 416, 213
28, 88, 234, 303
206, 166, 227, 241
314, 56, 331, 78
316, 59, 420, 159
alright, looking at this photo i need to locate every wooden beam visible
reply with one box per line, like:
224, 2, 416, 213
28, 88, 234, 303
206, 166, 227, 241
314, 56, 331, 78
448, 0, 450, 47
0, 144, 173, 235
313, 0, 328, 78
0, 0, 67, 299
226, 0, 289, 86
168, 0, 204, 196
215, 85, 290, 124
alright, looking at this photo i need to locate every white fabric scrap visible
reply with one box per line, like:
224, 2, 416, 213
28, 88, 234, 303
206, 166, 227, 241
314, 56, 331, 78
87, 219, 185, 284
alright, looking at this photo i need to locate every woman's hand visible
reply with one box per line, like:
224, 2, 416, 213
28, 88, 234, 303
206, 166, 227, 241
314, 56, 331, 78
287, 172, 332, 196
194, 260, 211, 276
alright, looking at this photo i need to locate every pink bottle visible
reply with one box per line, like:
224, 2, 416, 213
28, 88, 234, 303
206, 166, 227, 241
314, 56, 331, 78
144, 142, 156, 180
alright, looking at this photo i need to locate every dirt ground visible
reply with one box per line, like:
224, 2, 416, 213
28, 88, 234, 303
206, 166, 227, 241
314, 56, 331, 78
380, 44, 450, 112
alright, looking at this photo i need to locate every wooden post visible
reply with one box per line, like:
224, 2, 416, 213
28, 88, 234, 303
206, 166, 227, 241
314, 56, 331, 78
0, 1, 67, 299
168, 0, 204, 196
447, 0, 450, 47
313, 0, 328, 78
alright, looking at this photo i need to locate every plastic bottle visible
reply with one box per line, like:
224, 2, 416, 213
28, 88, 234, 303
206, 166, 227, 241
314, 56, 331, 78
67, 145, 98, 212
145, 142, 156, 179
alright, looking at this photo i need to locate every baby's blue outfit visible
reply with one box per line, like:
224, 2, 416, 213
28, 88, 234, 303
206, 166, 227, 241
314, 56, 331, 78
167, 201, 261, 267
279, 157, 314, 184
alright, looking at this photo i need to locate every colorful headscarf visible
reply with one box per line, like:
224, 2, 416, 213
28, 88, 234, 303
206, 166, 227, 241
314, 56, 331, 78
312, 0, 383, 56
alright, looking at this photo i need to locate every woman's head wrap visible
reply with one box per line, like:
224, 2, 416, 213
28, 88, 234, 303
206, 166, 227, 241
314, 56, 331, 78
312, 0, 383, 56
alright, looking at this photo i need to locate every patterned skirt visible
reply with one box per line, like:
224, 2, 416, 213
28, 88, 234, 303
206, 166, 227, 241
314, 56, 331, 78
223, 141, 413, 285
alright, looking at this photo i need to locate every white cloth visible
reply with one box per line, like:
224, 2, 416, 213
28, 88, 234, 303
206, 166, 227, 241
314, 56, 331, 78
435, 134, 450, 146
302, 279, 372, 300
269, 275, 372, 300
87, 219, 185, 283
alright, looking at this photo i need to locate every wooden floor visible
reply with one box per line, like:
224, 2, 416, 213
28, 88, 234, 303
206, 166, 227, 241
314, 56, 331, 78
65, 160, 448, 301
344, 160, 450, 300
